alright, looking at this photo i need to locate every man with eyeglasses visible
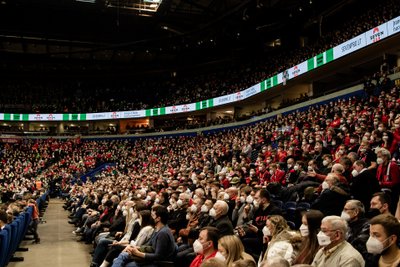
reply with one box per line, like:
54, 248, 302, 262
312, 215, 365, 267
341, 200, 370, 260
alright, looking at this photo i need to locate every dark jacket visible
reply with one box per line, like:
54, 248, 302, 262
253, 203, 282, 230
351, 169, 380, 209
209, 214, 234, 237
347, 217, 370, 260
311, 185, 350, 216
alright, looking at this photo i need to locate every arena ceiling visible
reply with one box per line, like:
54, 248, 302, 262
0, 0, 356, 68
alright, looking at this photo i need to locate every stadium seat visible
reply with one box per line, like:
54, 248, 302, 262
271, 200, 284, 209
296, 202, 311, 210
283, 201, 297, 210
0, 228, 10, 267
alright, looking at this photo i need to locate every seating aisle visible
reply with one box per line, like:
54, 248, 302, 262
8, 199, 91, 267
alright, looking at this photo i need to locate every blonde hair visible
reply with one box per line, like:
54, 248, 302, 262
268, 215, 289, 237
201, 258, 227, 267
218, 235, 253, 267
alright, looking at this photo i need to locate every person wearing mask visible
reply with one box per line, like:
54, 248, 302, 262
341, 200, 370, 260
168, 192, 190, 236
366, 214, 400, 267
350, 160, 381, 209
208, 200, 234, 237
225, 187, 239, 221
311, 173, 350, 216
189, 227, 220, 267
375, 148, 400, 214
293, 210, 324, 265
232, 189, 254, 228
95, 209, 154, 267
320, 154, 333, 175
269, 163, 286, 186
239, 189, 281, 259
368, 192, 392, 218
312, 216, 364, 267
111, 205, 177, 267
261, 215, 302, 265
217, 235, 255, 267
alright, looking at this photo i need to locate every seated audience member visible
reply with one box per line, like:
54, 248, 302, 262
351, 160, 381, 209
366, 214, 400, 267
208, 200, 234, 237
369, 192, 392, 218
341, 200, 370, 260
111, 205, 177, 267
311, 173, 350, 216
217, 235, 255, 267
312, 216, 364, 267
261, 215, 302, 265
0, 210, 7, 229
232, 188, 254, 228
240, 189, 281, 258
95, 210, 154, 267
293, 210, 324, 265
189, 226, 219, 267
375, 148, 400, 214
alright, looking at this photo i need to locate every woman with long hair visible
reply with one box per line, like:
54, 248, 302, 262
292, 210, 324, 265
261, 215, 302, 265
218, 235, 255, 267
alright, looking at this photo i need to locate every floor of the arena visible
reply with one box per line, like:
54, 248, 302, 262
8, 199, 91, 267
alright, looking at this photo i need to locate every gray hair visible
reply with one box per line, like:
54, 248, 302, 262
322, 215, 348, 237
215, 200, 229, 215
346, 199, 365, 216
376, 147, 391, 159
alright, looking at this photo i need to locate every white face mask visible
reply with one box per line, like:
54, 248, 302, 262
366, 236, 391, 254
253, 200, 259, 209
322, 181, 329, 190
351, 169, 359, 177
186, 214, 190, 220
190, 205, 197, 213
122, 210, 128, 217
317, 231, 332, 247
293, 165, 299, 171
322, 160, 329, 167
246, 195, 254, 204
262, 226, 271, 237
193, 239, 207, 254
240, 196, 245, 203
177, 199, 183, 207
224, 193, 229, 200
376, 158, 384, 165
299, 224, 309, 237
340, 211, 351, 222
214, 252, 226, 262
201, 205, 209, 213
155, 198, 160, 204
209, 208, 216, 218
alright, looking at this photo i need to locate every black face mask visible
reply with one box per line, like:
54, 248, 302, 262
366, 208, 381, 219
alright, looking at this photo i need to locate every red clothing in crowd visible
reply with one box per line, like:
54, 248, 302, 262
376, 161, 400, 188
270, 169, 286, 185
189, 251, 217, 267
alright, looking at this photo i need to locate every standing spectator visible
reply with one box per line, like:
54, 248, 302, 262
375, 148, 400, 214
350, 160, 380, 209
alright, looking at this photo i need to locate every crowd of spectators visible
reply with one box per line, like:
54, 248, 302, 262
1, 65, 400, 267
0, 0, 399, 114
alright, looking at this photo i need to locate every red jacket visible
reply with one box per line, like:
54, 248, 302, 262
376, 161, 400, 188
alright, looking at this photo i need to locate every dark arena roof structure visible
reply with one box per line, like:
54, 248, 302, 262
0, 0, 368, 77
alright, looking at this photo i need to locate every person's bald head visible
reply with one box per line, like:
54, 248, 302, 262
261, 258, 290, 267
